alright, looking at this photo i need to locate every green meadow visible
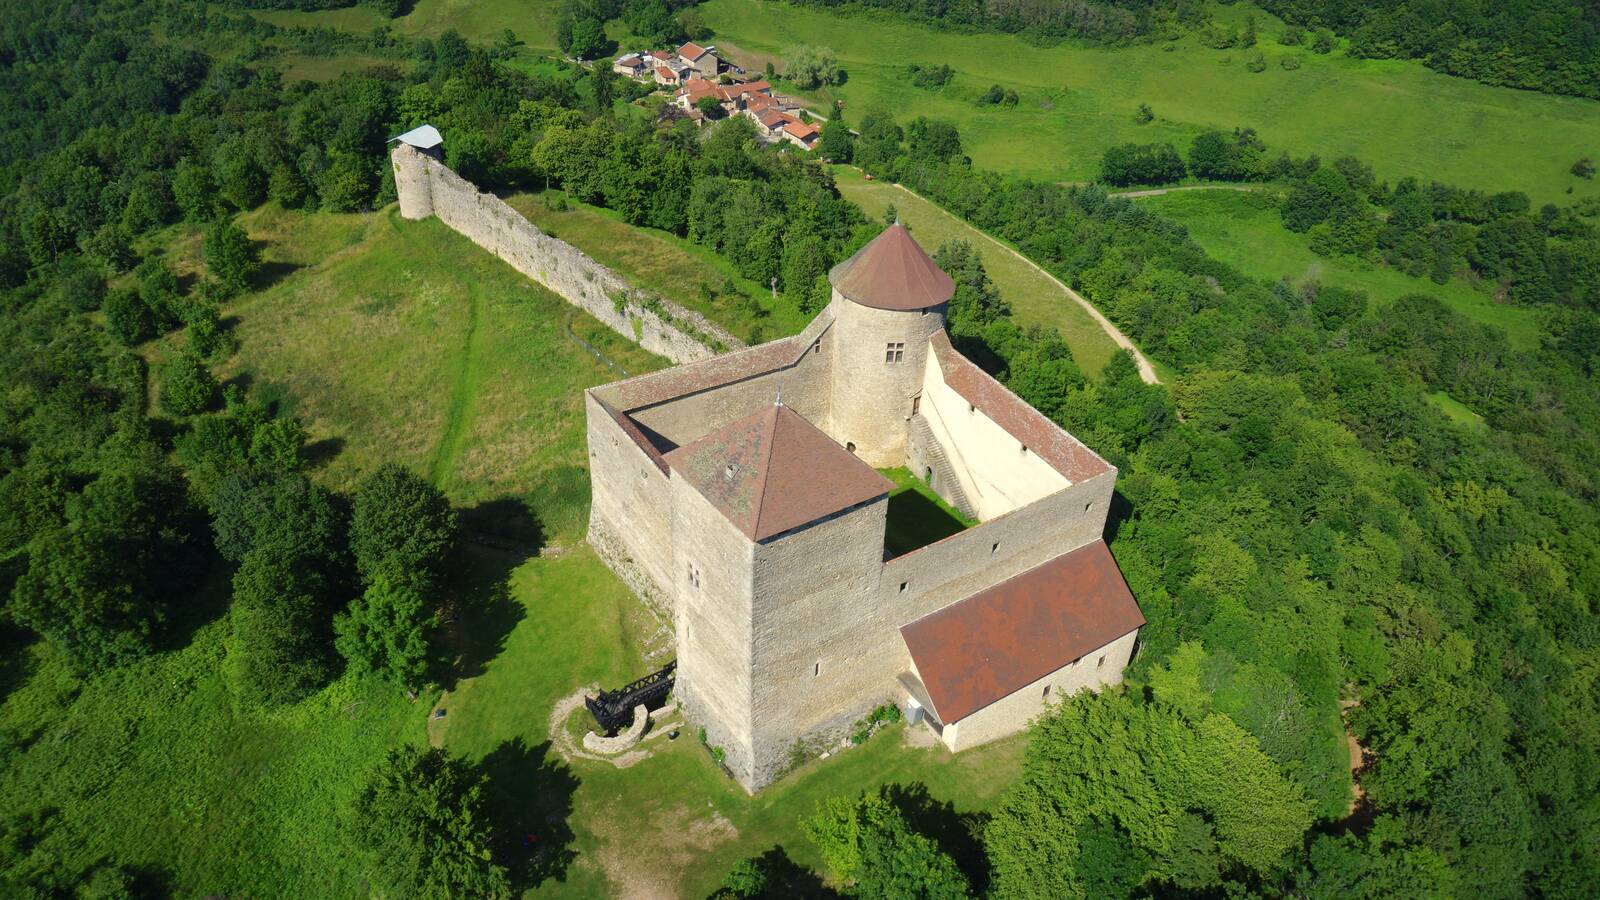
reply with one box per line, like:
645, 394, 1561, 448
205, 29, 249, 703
1136, 188, 1542, 349
698, 0, 1600, 205
1, 204, 1028, 896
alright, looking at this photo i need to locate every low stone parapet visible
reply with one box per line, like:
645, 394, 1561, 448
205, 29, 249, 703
582, 703, 650, 755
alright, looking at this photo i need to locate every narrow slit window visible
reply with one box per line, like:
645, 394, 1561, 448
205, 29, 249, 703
814, 661, 821, 677
1042, 684, 1051, 698
899, 581, 908, 594
1097, 656, 1106, 669
991, 542, 999, 555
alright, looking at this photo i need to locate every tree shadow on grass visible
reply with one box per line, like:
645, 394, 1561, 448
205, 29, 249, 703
884, 782, 993, 895
708, 844, 839, 898
250, 260, 302, 292
436, 498, 543, 691
302, 436, 345, 470
479, 737, 580, 891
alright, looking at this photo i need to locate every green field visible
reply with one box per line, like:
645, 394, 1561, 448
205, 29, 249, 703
2, 202, 1029, 896
1136, 189, 1542, 349
507, 192, 814, 344
833, 166, 1128, 375
699, 0, 1600, 205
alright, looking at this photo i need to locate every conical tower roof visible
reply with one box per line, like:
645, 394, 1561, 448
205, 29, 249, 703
828, 222, 956, 311
663, 403, 891, 541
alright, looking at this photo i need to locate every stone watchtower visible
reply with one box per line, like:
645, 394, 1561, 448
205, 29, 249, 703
388, 124, 444, 221
664, 401, 896, 790
825, 223, 955, 467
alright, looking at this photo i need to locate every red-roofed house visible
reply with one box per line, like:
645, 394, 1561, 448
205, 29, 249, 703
782, 120, 819, 149
585, 223, 1139, 791
676, 41, 719, 76
653, 66, 684, 87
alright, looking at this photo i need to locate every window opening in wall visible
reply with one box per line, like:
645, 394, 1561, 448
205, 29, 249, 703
814, 661, 821, 677
1042, 684, 1051, 699
911, 394, 920, 416
991, 542, 999, 555
899, 581, 908, 594
846, 441, 856, 454
724, 462, 740, 481
1097, 656, 1106, 669
687, 563, 700, 589
885, 342, 905, 363
968, 403, 976, 414
812, 338, 821, 354
1021, 444, 1029, 454
1072, 656, 1082, 666
925, 466, 934, 483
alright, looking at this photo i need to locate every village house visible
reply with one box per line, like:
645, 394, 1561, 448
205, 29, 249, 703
677, 41, 720, 77
782, 120, 819, 150
612, 53, 648, 79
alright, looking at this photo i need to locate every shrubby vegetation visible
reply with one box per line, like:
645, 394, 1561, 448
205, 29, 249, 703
1259, 0, 1600, 98
772, 0, 1202, 43
834, 109, 1600, 894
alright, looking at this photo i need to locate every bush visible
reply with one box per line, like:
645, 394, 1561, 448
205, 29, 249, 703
1246, 53, 1266, 73
334, 575, 436, 688
230, 548, 336, 706
351, 463, 458, 588
977, 83, 1005, 106
1573, 157, 1596, 179
1099, 142, 1187, 187
1134, 102, 1153, 124
785, 45, 840, 89
907, 63, 953, 89
159, 351, 217, 416
1311, 29, 1335, 54
1279, 25, 1304, 46
204, 220, 261, 294
1281, 55, 1302, 71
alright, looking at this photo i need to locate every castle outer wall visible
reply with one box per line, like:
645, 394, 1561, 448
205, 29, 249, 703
390, 143, 741, 365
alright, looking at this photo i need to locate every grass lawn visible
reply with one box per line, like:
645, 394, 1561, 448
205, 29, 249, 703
506, 191, 814, 344
833, 166, 1126, 376
1426, 390, 1487, 428
881, 466, 975, 558
2, 201, 1029, 895
1137, 188, 1543, 350
701, 0, 1600, 206
225, 204, 663, 536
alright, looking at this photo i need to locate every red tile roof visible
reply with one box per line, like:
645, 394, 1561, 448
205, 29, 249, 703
663, 404, 890, 541
901, 540, 1144, 723
650, 50, 673, 60
928, 331, 1112, 483
678, 41, 710, 60
828, 223, 956, 311
784, 121, 819, 140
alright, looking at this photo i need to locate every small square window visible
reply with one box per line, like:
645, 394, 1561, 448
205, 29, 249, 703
899, 581, 908, 594
884, 342, 905, 363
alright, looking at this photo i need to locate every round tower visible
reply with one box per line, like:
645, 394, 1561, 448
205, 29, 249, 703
826, 223, 954, 467
389, 125, 444, 221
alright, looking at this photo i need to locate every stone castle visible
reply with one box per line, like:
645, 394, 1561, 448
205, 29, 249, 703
585, 223, 1145, 791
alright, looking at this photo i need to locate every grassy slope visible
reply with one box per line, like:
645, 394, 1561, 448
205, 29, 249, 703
833, 166, 1125, 375
506, 192, 814, 344
700, 0, 1600, 205
1137, 189, 1541, 349
1, 202, 1024, 895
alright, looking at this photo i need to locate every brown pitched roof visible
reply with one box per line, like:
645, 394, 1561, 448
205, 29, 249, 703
663, 403, 890, 541
901, 540, 1143, 723
828, 223, 956, 311
928, 331, 1112, 483
678, 41, 709, 60
784, 121, 819, 140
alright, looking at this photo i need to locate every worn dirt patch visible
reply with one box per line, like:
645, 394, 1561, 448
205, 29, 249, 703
590, 802, 739, 899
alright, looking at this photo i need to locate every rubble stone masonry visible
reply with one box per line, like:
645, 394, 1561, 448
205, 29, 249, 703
390, 144, 741, 365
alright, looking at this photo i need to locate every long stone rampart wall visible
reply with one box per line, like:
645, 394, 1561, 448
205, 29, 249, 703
391, 144, 743, 365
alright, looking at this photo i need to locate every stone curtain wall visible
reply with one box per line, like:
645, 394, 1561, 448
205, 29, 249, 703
391, 144, 743, 364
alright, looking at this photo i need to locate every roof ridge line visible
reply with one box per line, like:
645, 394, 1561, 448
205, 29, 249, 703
750, 404, 783, 539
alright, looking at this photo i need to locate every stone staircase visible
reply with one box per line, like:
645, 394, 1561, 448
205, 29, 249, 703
909, 415, 977, 520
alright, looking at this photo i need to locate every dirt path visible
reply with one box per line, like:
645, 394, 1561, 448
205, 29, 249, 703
874, 178, 1161, 385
